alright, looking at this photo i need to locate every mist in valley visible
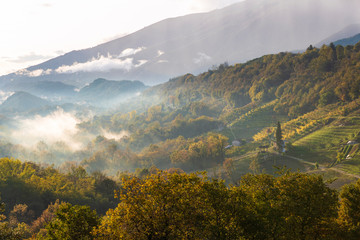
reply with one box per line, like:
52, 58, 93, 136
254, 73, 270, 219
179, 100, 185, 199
0, 0, 360, 175
0, 105, 131, 170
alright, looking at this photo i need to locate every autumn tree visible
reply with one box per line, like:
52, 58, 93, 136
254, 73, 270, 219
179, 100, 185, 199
94, 171, 247, 240
337, 180, 360, 239
274, 172, 338, 239
40, 203, 99, 240
239, 172, 338, 239
0, 195, 30, 240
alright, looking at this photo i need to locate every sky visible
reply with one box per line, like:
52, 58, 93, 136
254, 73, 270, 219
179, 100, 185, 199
0, 0, 243, 76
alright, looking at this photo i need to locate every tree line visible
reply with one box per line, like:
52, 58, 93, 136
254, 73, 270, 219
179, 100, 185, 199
1, 157, 360, 239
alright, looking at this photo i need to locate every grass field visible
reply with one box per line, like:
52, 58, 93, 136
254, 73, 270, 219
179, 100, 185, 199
224, 100, 360, 187
292, 116, 360, 165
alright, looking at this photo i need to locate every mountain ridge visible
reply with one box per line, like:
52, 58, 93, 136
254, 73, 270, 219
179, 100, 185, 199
0, 91, 51, 113
334, 33, 360, 46
1, 0, 360, 88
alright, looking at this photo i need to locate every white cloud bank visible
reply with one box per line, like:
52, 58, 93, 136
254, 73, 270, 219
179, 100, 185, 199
15, 68, 52, 77
55, 48, 147, 74
10, 108, 84, 150
56, 57, 135, 73
13, 47, 147, 76
101, 129, 129, 141
0, 91, 14, 103
119, 47, 146, 58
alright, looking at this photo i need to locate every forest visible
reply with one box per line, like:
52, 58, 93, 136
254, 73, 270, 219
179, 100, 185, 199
1, 42, 360, 238
2, 42, 360, 175
1, 157, 360, 239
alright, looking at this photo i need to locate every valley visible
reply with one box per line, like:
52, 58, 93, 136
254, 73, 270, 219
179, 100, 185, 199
1, 0, 360, 238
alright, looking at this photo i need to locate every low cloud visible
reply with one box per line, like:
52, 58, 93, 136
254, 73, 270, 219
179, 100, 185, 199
136, 59, 148, 67
118, 47, 146, 58
101, 129, 129, 141
10, 108, 85, 150
27, 69, 45, 77
193, 52, 212, 65
157, 50, 165, 57
55, 55, 147, 73
15, 68, 52, 77
0, 91, 14, 103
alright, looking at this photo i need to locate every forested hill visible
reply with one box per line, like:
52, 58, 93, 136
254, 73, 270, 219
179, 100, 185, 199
72, 41, 360, 176
2, 42, 360, 240
148, 42, 360, 118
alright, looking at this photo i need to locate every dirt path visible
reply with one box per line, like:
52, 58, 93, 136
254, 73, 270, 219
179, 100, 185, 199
284, 154, 360, 179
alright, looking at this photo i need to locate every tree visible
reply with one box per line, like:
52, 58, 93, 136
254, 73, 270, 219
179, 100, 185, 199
337, 180, 360, 239
94, 171, 247, 240
276, 121, 283, 152
0, 195, 30, 240
9, 204, 34, 227
274, 172, 338, 239
42, 203, 99, 240
30, 200, 61, 236
239, 172, 338, 239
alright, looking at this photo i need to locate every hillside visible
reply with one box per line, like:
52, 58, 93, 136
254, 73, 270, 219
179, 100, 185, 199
148, 42, 360, 118
0, 92, 51, 114
64, 41, 360, 181
316, 23, 360, 46
334, 33, 360, 46
1, 41, 360, 184
5, 81, 76, 100
77, 78, 147, 106
1, 31, 360, 240
3, 0, 360, 238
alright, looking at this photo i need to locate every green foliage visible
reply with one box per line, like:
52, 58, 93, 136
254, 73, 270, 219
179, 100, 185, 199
3, 42, 360, 238
0, 158, 118, 220
0, 195, 32, 240
69, 42, 360, 175
319, 90, 337, 106
42, 203, 99, 240
148, 42, 360, 121
276, 121, 283, 152
239, 172, 338, 239
338, 180, 360, 238
170, 134, 228, 170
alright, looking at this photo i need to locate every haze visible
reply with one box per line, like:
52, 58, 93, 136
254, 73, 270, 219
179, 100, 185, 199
0, 0, 243, 75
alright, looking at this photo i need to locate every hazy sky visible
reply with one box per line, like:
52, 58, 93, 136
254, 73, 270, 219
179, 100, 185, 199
0, 0, 243, 75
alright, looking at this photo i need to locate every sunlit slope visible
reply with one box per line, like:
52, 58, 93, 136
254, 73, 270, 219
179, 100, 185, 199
291, 113, 360, 172
220, 100, 288, 140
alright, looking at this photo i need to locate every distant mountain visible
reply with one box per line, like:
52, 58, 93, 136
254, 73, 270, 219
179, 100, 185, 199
0, 92, 51, 113
5, 81, 76, 100
77, 78, 147, 106
334, 33, 360, 46
1, 0, 360, 87
316, 24, 360, 47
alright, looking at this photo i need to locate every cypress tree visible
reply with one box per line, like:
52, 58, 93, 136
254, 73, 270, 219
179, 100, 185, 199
276, 121, 283, 152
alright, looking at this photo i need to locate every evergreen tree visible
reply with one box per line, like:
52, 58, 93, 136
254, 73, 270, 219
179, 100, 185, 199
276, 121, 283, 152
